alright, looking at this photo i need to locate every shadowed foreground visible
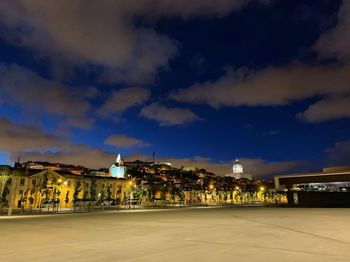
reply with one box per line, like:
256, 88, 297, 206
1, 207, 350, 262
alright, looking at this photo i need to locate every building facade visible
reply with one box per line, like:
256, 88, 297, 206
0, 165, 128, 210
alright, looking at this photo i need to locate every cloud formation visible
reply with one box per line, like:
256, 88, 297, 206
0, 64, 92, 128
326, 140, 350, 166
98, 88, 150, 118
171, 1, 350, 123
0, 117, 62, 152
0, 117, 115, 168
140, 103, 200, 126
315, 1, 350, 59
0, 0, 250, 84
0, 117, 308, 176
298, 96, 350, 123
125, 153, 308, 178
171, 63, 350, 107
105, 134, 149, 148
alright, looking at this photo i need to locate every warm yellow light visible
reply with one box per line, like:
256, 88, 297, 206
235, 186, 240, 190
58, 178, 62, 183
63, 181, 68, 186
129, 181, 133, 186
260, 186, 265, 191
209, 184, 214, 190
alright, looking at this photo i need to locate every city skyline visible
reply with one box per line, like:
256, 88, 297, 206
1, 1, 350, 178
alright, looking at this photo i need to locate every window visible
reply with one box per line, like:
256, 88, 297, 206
20, 178, 25, 186
32, 179, 36, 186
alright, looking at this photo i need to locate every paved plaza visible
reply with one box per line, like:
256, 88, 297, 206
1, 207, 350, 262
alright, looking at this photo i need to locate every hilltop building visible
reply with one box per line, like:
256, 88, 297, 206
109, 154, 127, 178
225, 159, 253, 180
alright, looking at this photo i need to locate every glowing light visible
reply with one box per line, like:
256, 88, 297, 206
260, 186, 265, 192
63, 181, 68, 186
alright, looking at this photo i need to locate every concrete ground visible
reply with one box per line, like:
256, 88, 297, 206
1, 207, 350, 262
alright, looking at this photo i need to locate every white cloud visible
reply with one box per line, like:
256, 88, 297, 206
0, 117, 62, 152
140, 103, 200, 126
105, 135, 149, 148
0, 0, 251, 84
98, 87, 150, 118
0, 64, 92, 128
315, 1, 350, 60
171, 63, 350, 108
171, 1, 350, 123
298, 96, 350, 123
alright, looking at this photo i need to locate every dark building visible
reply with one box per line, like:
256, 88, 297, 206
274, 166, 350, 207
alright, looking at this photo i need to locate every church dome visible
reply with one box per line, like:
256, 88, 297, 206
232, 159, 243, 174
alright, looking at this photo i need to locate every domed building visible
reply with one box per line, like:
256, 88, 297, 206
225, 159, 252, 180
232, 159, 244, 174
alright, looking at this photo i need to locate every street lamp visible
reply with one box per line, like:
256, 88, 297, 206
260, 186, 265, 192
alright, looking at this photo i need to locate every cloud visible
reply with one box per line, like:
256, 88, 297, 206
315, 1, 350, 60
140, 103, 200, 126
171, 1, 350, 123
325, 140, 350, 166
239, 158, 309, 178
13, 144, 116, 170
0, 117, 115, 169
0, 117, 62, 152
171, 63, 350, 107
298, 96, 350, 123
125, 153, 308, 178
0, 117, 307, 175
0, 1, 251, 84
105, 134, 149, 148
0, 64, 92, 128
97, 87, 150, 118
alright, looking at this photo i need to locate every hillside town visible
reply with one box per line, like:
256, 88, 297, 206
0, 155, 277, 214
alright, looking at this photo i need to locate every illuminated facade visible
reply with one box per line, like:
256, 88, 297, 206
0, 165, 128, 210
109, 154, 127, 178
225, 159, 253, 180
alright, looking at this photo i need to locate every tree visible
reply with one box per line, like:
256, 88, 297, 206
90, 179, 97, 202
19, 189, 30, 214
65, 191, 70, 207
73, 181, 82, 202
73, 181, 82, 211
28, 190, 35, 212
0, 175, 10, 212
99, 184, 108, 210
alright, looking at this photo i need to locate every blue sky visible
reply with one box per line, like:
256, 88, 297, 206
0, 0, 349, 178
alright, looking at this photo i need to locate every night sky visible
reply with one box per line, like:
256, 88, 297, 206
0, 0, 349, 178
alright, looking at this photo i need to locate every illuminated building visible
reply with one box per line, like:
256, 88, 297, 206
0, 164, 128, 210
109, 154, 127, 178
225, 159, 252, 180
274, 166, 350, 207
